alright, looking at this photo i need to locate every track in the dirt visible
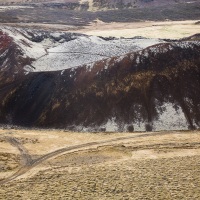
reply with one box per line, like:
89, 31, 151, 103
4, 137, 33, 166
0, 131, 193, 185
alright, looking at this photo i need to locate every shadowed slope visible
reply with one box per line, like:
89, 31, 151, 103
0, 30, 200, 131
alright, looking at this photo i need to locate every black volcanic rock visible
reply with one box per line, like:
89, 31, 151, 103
0, 29, 200, 132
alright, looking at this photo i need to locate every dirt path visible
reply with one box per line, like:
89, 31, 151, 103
4, 136, 33, 166
0, 131, 194, 185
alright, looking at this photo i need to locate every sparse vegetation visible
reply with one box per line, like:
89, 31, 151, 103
0, 2, 199, 25
0, 129, 200, 199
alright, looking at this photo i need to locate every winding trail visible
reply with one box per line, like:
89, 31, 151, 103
0, 131, 193, 185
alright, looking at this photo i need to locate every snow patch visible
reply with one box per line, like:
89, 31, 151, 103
104, 118, 118, 132
24, 65, 34, 72
61, 70, 65, 75
0, 6, 33, 12
153, 102, 189, 131
2, 27, 47, 59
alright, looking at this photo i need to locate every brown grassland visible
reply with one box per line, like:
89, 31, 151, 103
0, 128, 200, 199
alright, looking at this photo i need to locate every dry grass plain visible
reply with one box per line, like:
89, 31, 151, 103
75, 20, 200, 39
2, 20, 200, 39
0, 129, 200, 199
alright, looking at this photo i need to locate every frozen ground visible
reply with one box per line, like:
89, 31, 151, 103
2, 26, 165, 72
32, 36, 164, 71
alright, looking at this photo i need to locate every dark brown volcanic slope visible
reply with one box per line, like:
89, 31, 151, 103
0, 30, 200, 131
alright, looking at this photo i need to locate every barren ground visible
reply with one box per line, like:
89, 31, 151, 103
0, 128, 200, 199
74, 20, 200, 39
3, 20, 200, 39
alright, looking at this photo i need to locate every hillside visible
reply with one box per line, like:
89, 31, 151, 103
0, 0, 200, 199
0, 27, 200, 131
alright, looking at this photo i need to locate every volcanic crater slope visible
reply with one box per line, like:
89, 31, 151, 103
0, 27, 200, 132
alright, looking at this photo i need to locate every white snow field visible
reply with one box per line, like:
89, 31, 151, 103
2, 26, 165, 72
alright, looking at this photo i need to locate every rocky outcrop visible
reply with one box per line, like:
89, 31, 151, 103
0, 28, 200, 131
